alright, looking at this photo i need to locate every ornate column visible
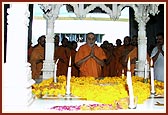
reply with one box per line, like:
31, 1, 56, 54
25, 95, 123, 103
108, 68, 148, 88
39, 4, 62, 79
134, 5, 150, 77
134, 4, 159, 77
3, 4, 35, 111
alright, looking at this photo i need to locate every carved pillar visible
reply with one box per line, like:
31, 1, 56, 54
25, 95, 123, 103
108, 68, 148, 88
134, 4, 159, 77
137, 22, 149, 77
3, 4, 35, 112
39, 4, 61, 79
134, 5, 150, 77
42, 17, 55, 79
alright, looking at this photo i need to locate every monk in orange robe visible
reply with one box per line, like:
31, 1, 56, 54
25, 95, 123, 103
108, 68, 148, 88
108, 43, 117, 77
71, 41, 79, 77
100, 41, 110, 77
30, 35, 46, 79
54, 37, 71, 77
54, 34, 60, 50
101, 42, 117, 77
115, 36, 134, 76
125, 35, 150, 75
75, 32, 106, 78
113, 39, 122, 76
126, 47, 151, 75
126, 35, 138, 75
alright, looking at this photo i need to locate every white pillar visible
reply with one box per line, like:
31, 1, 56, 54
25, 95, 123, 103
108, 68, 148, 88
137, 22, 148, 77
3, 4, 35, 112
39, 4, 62, 79
42, 17, 55, 79
134, 5, 150, 77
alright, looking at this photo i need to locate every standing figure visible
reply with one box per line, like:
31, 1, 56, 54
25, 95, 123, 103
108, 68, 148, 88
115, 36, 133, 76
151, 33, 164, 82
30, 35, 46, 80
75, 32, 106, 78
107, 43, 117, 77
115, 39, 122, 47
71, 41, 79, 77
54, 37, 71, 77
54, 34, 60, 50
101, 41, 110, 77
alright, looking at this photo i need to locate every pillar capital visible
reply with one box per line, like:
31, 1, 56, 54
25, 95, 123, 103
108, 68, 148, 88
39, 4, 63, 20
134, 4, 159, 24
134, 5, 150, 24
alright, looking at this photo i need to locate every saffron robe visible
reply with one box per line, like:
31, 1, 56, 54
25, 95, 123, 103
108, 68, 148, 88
30, 45, 44, 79
115, 45, 134, 76
127, 46, 150, 75
102, 48, 117, 77
102, 48, 110, 77
28, 46, 33, 62
109, 50, 117, 77
75, 44, 106, 78
54, 46, 71, 77
71, 49, 79, 77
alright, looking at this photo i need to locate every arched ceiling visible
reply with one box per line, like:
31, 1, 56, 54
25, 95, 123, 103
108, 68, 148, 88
39, 4, 160, 21
66, 4, 115, 13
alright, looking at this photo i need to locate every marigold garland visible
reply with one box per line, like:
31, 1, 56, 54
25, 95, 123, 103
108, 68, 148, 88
32, 75, 164, 110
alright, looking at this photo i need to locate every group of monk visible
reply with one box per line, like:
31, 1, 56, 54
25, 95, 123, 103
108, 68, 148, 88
28, 35, 79, 80
28, 32, 152, 80
54, 35, 79, 78
100, 35, 144, 77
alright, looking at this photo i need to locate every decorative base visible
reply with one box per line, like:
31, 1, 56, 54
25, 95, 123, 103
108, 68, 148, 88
128, 105, 137, 109
65, 93, 72, 97
150, 92, 156, 97
148, 92, 164, 99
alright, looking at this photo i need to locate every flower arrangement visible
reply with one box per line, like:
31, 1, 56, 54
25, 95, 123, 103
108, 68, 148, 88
32, 75, 164, 110
50, 104, 117, 111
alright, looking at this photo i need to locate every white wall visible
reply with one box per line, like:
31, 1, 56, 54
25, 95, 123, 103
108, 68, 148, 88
32, 19, 129, 46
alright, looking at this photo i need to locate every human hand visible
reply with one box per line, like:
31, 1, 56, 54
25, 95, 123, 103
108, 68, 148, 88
157, 45, 163, 52
157, 45, 162, 52
90, 47, 94, 58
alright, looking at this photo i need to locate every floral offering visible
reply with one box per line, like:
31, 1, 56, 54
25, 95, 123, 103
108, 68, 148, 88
32, 75, 164, 110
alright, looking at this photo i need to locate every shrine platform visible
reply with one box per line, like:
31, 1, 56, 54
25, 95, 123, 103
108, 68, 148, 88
28, 97, 165, 112
3, 97, 164, 113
